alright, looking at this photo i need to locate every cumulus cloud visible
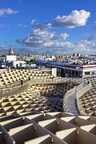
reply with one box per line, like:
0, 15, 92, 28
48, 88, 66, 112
0, 8, 19, 16
16, 31, 96, 55
16, 28, 69, 49
16, 27, 91, 54
16, 23, 96, 55
32, 22, 51, 30
53, 10, 90, 28
15, 9, 93, 54
72, 39, 96, 54
85, 35, 96, 41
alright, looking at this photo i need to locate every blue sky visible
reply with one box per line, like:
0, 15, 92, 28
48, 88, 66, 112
0, 0, 96, 55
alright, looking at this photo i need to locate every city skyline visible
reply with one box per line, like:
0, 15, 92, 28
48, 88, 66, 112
0, 0, 96, 55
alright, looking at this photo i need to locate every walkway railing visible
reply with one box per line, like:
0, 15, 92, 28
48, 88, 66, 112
0, 77, 82, 98
63, 86, 77, 114
0, 81, 30, 99
76, 82, 92, 115
63, 82, 92, 115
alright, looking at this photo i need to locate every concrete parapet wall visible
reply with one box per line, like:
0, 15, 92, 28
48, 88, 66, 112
63, 82, 92, 115
76, 82, 92, 115
0, 78, 78, 98
76, 82, 91, 99
76, 83, 84, 92
63, 88, 75, 113
0, 80, 30, 98
65, 87, 76, 97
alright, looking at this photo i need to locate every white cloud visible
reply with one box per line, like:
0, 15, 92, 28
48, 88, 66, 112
31, 10, 90, 30
16, 29, 96, 55
32, 22, 51, 30
17, 24, 27, 28
15, 9, 95, 55
85, 35, 96, 41
53, 10, 90, 28
16, 25, 96, 55
31, 19, 36, 24
16, 28, 69, 49
0, 8, 19, 16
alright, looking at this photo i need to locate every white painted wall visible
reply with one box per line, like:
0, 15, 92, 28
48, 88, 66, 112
12, 61, 26, 68
6, 55, 16, 62
52, 68, 57, 77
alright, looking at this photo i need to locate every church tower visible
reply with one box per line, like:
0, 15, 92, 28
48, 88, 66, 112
5, 47, 16, 63
8, 47, 14, 55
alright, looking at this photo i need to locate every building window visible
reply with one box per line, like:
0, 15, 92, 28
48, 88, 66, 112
85, 72, 90, 75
